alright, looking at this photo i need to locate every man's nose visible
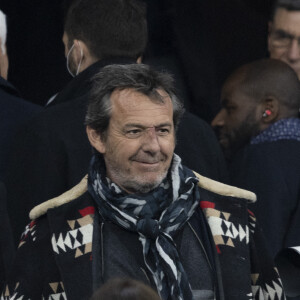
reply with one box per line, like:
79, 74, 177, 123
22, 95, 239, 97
141, 127, 160, 153
287, 39, 300, 61
211, 110, 225, 128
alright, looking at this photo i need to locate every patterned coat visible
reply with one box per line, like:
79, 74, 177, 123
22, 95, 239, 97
1, 175, 286, 300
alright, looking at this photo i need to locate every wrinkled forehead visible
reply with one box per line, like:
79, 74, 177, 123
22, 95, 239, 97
111, 87, 172, 107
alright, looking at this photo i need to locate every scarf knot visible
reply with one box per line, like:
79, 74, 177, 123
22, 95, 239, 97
137, 217, 161, 240
88, 153, 199, 300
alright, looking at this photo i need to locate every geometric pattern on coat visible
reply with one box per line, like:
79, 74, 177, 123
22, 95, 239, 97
18, 220, 37, 249
200, 201, 250, 252
51, 207, 94, 258
248, 209, 257, 234
1, 282, 20, 300
43, 281, 66, 300
0, 281, 67, 300
251, 270, 285, 300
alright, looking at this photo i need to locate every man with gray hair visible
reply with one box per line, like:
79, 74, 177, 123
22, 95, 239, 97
3, 64, 285, 300
5, 0, 227, 247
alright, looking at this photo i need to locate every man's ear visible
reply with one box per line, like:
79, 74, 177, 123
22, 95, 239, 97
86, 126, 106, 154
73, 39, 97, 70
73, 39, 84, 64
260, 96, 279, 124
136, 56, 142, 64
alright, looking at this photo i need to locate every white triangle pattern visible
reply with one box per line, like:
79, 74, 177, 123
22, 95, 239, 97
51, 224, 93, 254
56, 234, 66, 252
272, 281, 283, 299
265, 283, 276, 300
50, 293, 67, 300
207, 216, 249, 244
7, 293, 23, 300
252, 279, 284, 300
63, 232, 72, 249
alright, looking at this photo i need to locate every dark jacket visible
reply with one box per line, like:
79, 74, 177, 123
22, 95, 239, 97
4, 59, 228, 246
0, 77, 41, 180
229, 139, 300, 259
0, 182, 15, 293
2, 175, 284, 300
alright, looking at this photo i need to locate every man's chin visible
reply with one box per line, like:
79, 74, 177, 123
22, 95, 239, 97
123, 172, 168, 194
124, 181, 161, 194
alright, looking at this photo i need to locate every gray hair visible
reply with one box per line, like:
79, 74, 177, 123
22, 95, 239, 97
0, 10, 7, 54
85, 64, 184, 137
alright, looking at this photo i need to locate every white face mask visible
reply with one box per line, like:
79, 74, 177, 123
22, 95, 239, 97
66, 42, 83, 77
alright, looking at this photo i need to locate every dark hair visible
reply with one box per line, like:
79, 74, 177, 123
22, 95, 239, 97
90, 278, 160, 300
227, 58, 300, 113
270, 0, 300, 21
85, 64, 184, 136
64, 0, 147, 60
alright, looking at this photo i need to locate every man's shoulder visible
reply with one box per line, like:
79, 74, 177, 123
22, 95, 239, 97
0, 81, 41, 117
235, 139, 300, 173
29, 176, 89, 220
193, 171, 256, 203
16, 95, 88, 142
32, 95, 87, 125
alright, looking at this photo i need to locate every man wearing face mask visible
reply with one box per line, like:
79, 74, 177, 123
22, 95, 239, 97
4, 0, 228, 246
45, 0, 146, 107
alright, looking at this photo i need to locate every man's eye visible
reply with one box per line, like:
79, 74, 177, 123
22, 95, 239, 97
274, 32, 289, 39
272, 31, 293, 46
126, 129, 142, 137
157, 128, 170, 135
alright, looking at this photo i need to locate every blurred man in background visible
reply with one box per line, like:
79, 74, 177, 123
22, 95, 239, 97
212, 59, 300, 259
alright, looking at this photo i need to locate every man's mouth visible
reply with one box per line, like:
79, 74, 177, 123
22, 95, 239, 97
133, 160, 160, 165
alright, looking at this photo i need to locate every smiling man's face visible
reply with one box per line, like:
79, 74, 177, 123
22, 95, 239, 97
92, 88, 175, 193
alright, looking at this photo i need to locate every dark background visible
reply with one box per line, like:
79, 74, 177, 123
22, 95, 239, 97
0, 0, 275, 122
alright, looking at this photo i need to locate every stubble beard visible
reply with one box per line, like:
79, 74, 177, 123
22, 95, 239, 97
222, 114, 260, 161
106, 159, 169, 194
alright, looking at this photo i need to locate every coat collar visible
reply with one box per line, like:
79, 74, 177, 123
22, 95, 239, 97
29, 173, 256, 220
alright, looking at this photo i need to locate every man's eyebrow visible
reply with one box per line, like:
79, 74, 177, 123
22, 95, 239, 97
274, 29, 294, 38
124, 122, 172, 129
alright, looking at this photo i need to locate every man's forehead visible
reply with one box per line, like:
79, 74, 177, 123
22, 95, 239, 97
111, 88, 173, 109
273, 8, 300, 34
110, 88, 174, 129
222, 75, 243, 98
221, 79, 256, 107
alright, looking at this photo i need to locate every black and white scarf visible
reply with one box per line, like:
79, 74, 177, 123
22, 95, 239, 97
88, 153, 200, 300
